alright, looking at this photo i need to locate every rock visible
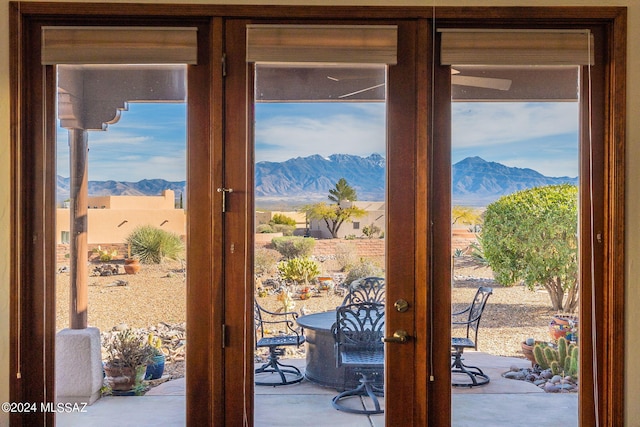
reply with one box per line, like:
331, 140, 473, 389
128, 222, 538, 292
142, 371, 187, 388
541, 370, 554, 379
510, 365, 520, 372
544, 382, 561, 393
503, 371, 526, 380
551, 375, 563, 384
534, 379, 547, 386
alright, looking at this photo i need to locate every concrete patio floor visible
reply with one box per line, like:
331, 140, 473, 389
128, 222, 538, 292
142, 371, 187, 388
57, 352, 578, 426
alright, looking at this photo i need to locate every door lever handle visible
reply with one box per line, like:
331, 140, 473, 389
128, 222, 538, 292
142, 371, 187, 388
382, 330, 409, 344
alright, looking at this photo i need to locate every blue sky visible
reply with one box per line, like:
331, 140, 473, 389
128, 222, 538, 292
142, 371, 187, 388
57, 101, 578, 181
57, 102, 187, 182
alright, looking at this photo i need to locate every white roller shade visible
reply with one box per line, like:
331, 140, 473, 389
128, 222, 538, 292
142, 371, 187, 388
247, 25, 397, 65
42, 26, 198, 65
440, 29, 594, 66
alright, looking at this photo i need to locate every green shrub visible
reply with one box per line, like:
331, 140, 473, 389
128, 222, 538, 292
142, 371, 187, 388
255, 248, 281, 275
270, 224, 295, 236
270, 213, 296, 226
362, 223, 381, 239
277, 257, 320, 286
479, 184, 578, 312
256, 224, 275, 234
271, 236, 315, 259
126, 225, 184, 264
345, 258, 384, 284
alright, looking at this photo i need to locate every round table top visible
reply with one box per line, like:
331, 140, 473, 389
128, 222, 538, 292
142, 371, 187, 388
296, 310, 337, 332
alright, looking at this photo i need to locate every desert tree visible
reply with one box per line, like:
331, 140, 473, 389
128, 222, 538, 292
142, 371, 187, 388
479, 184, 579, 312
301, 178, 366, 238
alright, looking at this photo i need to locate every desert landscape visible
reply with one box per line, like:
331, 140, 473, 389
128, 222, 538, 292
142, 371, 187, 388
56, 252, 556, 382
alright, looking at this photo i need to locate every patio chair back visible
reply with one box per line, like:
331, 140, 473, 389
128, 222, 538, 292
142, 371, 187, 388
452, 286, 493, 350
341, 277, 385, 306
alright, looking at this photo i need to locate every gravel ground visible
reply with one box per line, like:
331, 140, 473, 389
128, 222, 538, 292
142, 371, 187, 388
56, 255, 556, 363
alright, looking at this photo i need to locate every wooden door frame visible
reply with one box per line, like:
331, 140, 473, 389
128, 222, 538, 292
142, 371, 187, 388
8, 6, 221, 426
428, 9, 627, 427
222, 18, 423, 426
10, 3, 625, 427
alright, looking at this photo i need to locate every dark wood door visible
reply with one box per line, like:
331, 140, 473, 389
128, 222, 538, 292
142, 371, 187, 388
221, 19, 425, 426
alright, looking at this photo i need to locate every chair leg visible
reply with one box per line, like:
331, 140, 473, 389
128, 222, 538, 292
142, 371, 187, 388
255, 347, 304, 386
451, 350, 490, 387
332, 371, 384, 415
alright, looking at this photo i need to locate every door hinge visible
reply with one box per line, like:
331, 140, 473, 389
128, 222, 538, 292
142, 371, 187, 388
222, 53, 227, 77
222, 324, 227, 348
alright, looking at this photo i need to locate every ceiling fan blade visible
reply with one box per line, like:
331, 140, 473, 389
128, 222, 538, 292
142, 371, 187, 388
452, 75, 512, 91
338, 83, 386, 99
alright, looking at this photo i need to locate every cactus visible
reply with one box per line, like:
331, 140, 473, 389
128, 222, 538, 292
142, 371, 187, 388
544, 346, 557, 363
534, 343, 550, 369
558, 337, 567, 362
533, 339, 579, 379
568, 347, 579, 378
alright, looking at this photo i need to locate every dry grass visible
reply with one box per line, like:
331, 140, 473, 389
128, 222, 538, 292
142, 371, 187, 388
56, 255, 556, 360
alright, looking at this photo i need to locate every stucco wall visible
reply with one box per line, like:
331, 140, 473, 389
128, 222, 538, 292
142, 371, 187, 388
56, 209, 186, 244
1, 1, 638, 426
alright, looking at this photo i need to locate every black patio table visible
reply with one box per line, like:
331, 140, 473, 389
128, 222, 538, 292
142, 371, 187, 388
297, 310, 384, 391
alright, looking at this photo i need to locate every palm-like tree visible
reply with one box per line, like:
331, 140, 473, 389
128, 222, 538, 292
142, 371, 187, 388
328, 178, 357, 205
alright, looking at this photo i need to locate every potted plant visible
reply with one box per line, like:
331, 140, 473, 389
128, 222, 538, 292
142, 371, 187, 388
521, 337, 546, 366
145, 333, 166, 380
103, 329, 155, 395
549, 314, 578, 342
123, 245, 141, 274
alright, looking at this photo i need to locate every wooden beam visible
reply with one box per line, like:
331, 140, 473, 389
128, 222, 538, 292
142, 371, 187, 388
69, 129, 88, 329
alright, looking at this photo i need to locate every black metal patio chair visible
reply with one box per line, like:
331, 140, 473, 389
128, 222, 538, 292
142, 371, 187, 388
254, 302, 306, 386
341, 276, 385, 306
451, 286, 493, 387
332, 301, 385, 414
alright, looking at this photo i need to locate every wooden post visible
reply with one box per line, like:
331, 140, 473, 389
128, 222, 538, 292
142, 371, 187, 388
69, 129, 88, 329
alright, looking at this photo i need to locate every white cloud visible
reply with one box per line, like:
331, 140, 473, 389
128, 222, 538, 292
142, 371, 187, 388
255, 106, 386, 162
452, 102, 579, 148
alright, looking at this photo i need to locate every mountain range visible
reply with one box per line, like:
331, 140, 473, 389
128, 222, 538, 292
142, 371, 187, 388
56, 154, 577, 208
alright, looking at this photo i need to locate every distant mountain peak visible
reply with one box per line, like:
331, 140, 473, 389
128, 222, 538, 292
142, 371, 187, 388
57, 154, 577, 209
452, 156, 577, 206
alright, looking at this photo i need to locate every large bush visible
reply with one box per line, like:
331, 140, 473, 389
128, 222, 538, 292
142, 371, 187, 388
344, 258, 384, 285
254, 248, 281, 275
479, 184, 578, 312
126, 225, 184, 264
271, 236, 315, 259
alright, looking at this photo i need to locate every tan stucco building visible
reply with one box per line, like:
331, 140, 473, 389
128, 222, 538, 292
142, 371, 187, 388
56, 190, 186, 244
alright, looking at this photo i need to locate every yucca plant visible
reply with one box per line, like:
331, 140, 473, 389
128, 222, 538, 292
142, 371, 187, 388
126, 225, 184, 264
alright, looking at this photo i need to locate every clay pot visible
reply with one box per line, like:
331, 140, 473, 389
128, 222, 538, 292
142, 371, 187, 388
124, 259, 141, 274
521, 340, 544, 366
549, 315, 578, 342
103, 365, 145, 391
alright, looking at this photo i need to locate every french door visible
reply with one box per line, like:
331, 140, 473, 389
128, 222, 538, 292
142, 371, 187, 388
221, 19, 425, 426
11, 5, 624, 427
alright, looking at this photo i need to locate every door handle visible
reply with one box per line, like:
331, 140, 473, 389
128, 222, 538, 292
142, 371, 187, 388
382, 330, 410, 344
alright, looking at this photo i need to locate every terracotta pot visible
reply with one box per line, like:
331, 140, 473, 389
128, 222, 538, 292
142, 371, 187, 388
521, 340, 545, 366
124, 259, 141, 274
549, 315, 578, 342
104, 365, 140, 391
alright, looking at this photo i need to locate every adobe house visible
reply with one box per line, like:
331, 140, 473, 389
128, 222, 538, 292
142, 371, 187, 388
56, 190, 186, 245
2, 1, 637, 426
